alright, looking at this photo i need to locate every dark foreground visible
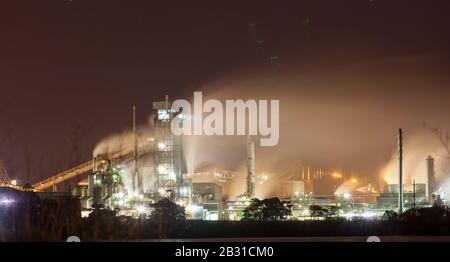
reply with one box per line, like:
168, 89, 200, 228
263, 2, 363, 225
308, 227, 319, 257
2, 187, 450, 241
3, 218, 450, 241
140, 236, 450, 242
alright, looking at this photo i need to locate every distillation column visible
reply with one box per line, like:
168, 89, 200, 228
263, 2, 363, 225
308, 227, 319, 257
246, 137, 256, 198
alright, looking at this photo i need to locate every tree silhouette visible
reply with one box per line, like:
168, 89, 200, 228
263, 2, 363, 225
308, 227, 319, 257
309, 205, 328, 218
150, 198, 185, 222
399, 206, 450, 222
382, 210, 398, 221
242, 198, 292, 221
149, 198, 185, 238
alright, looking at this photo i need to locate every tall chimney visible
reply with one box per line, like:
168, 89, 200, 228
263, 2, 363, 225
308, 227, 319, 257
426, 155, 436, 202
133, 105, 139, 193
246, 136, 256, 198
398, 128, 403, 214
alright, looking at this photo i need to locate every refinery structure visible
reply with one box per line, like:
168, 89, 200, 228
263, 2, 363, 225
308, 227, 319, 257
0, 96, 448, 221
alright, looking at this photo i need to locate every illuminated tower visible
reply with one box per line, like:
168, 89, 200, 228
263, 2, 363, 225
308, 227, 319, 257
153, 95, 185, 201
246, 136, 256, 198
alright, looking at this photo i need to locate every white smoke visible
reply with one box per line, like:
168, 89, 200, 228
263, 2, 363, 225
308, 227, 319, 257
381, 130, 450, 192
93, 125, 155, 194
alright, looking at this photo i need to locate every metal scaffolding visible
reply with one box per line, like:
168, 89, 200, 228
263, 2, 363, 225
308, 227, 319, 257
153, 95, 185, 201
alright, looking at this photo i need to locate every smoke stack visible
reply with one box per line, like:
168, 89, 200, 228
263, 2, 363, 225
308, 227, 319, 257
133, 105, 139, 193
426, 155, 436, 202
246, 136, 256, 198
398, 128, 403, 214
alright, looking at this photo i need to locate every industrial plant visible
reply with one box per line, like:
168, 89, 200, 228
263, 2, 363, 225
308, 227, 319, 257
1, 97, 447, 223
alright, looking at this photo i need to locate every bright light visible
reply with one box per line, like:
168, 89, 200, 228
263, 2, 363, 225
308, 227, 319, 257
343, 212, 356, 220
187, 205, 202, 213
187, 205, 203, 218
258, 175, 269, 184
157, 165, 168, 174
157, 142, 166, 150
362, 212, 375, 219
169, 172, 176, 180
351, 178, 357, 183
81, 210, 92, 218
343, 192, 352, 199
157, 109, 170, 120
332, 173, 342, 179
115, 192, 125, 199
208, 213, 219, 221
130, 192, 140, 198
180, 186, 189, 196
136, 206, 146, 213
0, 198, 14, 206
10, 179, 17, 186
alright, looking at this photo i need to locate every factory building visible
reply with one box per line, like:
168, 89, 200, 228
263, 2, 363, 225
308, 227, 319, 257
191, 182, 223, 220
29, 96, 410, 221
72, 159, 126, 210
223, 200, 249, 221
274, 180, 305, 199
378, 156, 439, 210
377, 183, 428, 210
299, 167, 342, 196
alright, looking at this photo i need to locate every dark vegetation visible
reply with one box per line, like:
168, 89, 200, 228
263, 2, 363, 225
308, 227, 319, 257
242, 198, 292, 221
2, 190, 450, 241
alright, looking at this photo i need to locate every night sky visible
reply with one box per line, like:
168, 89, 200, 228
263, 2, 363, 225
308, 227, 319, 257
1, 0, 450, 185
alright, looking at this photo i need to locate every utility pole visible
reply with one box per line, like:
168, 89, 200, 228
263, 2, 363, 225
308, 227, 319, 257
398, 128, 404, 214
133, 106, 138, 193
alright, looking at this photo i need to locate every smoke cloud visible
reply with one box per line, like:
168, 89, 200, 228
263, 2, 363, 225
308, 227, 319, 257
91, 54, 450, 199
